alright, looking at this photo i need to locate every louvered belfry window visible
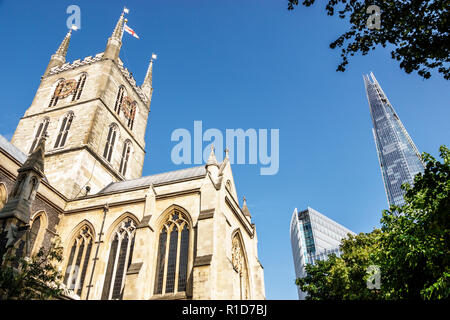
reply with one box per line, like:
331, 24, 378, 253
49, 79, 65, 107
103, 124, 118, 162
29, 118, 49, 153
119, 140, 132, 176
114, 86, 125, 115
72, 73, 87, 101
54, 112, 74, 148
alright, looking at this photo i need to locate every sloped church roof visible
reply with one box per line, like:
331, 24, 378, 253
0, 134, 27, 164
99, 165, 207, 194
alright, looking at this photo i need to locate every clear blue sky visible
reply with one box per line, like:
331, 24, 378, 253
0, 0, 448, 299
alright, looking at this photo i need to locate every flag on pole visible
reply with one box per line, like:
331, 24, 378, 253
124, 24, 140, 39
124, 7, 130, 14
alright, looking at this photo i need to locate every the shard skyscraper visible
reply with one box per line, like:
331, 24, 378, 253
363, 72, 424, 207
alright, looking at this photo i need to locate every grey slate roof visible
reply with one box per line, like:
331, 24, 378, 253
99, 165, 207, 194
0, 134, 27, 164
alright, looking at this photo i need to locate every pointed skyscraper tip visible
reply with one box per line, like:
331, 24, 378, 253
19, 135, 46, 177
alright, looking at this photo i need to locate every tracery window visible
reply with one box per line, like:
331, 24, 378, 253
114, 86, 125, 115
101, 218, 136, 300
154, 210, 190, 295
72, 73, 87, 101
64, 225, 94, 297
54, 112, 74, 148
29, 117, 49, 153
103, 123, 118, 162
49, 79, 65, 107
119, 140, 132, 177
232, 233, 250, 300
126, 101, 137, 130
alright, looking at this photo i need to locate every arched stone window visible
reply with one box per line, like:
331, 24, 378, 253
29, 117, 49, 154
154, 210, 190, 295
103, 123, 118, 162
72, 73, 87, 101
114, 86, 125, 115
29, 211, 48, 255
232, 232, 250, 300
127, 101, 137, 130
0, 183, 7, 210
119, 140, 132, 177
64, 225, 94, 297
49, 79, 65, 107
54, 112, 74, 148
102, 217, 137, 300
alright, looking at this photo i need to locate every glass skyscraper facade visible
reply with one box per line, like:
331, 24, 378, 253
363, 72, 424, 207
290, 207, 354, 299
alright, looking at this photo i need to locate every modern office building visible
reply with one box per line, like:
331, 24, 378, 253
363, 72, 424, 207
290, 207, 355, 299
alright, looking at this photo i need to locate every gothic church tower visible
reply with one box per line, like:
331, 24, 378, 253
0, 11, 265, 300
11, 13, 154, 199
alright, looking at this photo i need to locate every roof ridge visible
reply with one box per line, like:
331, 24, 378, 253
98, 165, 207, 195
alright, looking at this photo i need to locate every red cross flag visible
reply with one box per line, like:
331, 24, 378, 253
124, 24, 140, 39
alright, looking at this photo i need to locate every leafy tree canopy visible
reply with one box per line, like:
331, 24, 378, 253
0, 239, 64, 300
288, 0, 450, 80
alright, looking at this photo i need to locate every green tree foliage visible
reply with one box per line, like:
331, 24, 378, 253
379, 145, 450, 299
296, 230, 383, 299
287, 0, 450, 80
296, 145, 450, 299
0, 239, 64, 300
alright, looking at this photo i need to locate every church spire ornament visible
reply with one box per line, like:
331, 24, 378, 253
44, 26, 76, 75
141, 53, 156, 103
0, 136, 47, 260
104, 11, 127, 61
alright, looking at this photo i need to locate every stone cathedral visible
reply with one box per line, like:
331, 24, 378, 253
0, 13, 265, 300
